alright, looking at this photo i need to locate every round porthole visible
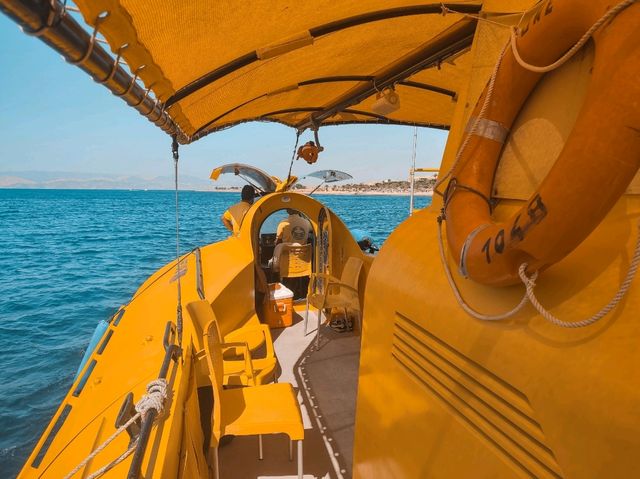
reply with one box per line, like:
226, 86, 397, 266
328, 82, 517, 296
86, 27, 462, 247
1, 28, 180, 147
281, 195, 291, 203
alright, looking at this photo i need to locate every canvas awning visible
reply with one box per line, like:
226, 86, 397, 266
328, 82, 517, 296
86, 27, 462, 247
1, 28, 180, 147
68, 1, 482, 142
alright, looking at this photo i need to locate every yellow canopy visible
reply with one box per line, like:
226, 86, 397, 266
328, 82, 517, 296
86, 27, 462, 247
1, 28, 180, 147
73, 1, 482, 142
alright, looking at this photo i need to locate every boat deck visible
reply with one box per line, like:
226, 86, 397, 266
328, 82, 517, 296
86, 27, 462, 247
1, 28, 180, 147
217, 305, 360, 479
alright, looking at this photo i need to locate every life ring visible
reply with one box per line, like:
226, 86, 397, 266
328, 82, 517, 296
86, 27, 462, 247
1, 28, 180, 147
444, 0, 640, 286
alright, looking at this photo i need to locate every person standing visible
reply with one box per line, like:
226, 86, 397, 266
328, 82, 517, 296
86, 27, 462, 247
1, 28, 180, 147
276, 209, 312, 244
221, 185, 255, 235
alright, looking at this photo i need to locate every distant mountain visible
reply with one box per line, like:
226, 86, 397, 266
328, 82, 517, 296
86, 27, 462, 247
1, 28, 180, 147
0, 170, 433, 193
0, 171, 216, 191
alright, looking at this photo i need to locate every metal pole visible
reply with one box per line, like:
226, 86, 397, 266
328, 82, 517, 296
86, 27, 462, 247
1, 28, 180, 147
409, 126, 417, 215
0, 0, 186, 142
172, 136, 183, 349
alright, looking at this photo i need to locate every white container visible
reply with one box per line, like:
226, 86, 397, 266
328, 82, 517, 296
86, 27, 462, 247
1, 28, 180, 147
264, 283, 294, 327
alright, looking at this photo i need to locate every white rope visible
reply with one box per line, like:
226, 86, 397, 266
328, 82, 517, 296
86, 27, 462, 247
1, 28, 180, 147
434, 0, 637, 196
510, 0, 638, 73
433, 42, 508, 195
135, 379, 168, 420
436, 0, 639, 325
437, 218, 535, 321
63, 379, 168, 479
518, 221, 640, 328
83, 442, 138, 479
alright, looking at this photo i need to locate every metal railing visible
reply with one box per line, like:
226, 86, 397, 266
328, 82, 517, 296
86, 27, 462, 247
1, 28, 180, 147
127, 321, 180, 478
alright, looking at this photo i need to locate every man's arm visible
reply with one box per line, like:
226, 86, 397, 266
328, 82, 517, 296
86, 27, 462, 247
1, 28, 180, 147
221, 212, 233, 232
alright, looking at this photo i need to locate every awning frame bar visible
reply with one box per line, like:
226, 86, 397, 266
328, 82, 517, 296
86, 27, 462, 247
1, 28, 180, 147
164, 3, 481, 109
0, 0, 187, 142
192, 108, 448, 142
296, 18, 476, 130
192, 76, 458, 137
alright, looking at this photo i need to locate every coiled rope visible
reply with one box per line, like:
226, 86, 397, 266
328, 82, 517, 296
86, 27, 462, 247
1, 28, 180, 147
63, 379, 168, 479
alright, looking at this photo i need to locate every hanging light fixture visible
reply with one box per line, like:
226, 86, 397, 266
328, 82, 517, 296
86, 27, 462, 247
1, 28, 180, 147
371, 87, 401, 116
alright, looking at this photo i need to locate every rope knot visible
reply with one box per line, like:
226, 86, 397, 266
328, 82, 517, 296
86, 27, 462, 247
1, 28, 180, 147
135, 378, 168, 421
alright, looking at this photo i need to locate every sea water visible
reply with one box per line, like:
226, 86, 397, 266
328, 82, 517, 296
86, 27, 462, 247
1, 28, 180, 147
0, 189, 431, 476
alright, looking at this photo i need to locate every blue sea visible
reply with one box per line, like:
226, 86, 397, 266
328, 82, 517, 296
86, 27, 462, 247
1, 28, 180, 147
0, 189, 431, 477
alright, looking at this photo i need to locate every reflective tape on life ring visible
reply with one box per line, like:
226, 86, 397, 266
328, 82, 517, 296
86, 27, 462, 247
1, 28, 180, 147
459, 223, 490, 278
465, 117, 509, 144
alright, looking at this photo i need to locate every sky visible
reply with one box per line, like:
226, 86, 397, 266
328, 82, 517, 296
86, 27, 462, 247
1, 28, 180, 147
0, 12, 448, 185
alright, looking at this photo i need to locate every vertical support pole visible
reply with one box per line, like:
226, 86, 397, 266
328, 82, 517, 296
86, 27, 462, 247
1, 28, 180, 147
409, 126, 418, 215
212, 446, 220, 479
172, 135, 183, 350
297, 440, 303, 479
289, 438, 293, 461
286, 129, 302, 185
316, 309, 322, 349
258, 434, 264, 460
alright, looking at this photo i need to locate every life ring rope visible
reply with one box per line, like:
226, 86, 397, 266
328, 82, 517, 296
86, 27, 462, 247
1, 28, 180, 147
436, 216, 536, 321
510, 0, 638, 74
433, 42, 508, 196
433, 0, 640, 323
518, 220, 640, 327
433, 0, 638, 197
438, 214, 640, 327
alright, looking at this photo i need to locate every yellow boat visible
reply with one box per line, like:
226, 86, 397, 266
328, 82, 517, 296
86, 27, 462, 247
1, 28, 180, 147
3, 0, 639, 477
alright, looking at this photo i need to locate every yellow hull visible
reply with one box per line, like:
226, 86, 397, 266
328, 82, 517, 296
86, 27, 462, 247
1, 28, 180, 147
19, 192, 369, 478
355, 197, 640, 478
353, 1, 640, 476
15, 1, 640, 477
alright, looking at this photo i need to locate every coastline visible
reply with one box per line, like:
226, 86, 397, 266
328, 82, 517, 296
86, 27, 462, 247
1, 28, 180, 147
0, 187, 434, 196
286, 189, 433, 197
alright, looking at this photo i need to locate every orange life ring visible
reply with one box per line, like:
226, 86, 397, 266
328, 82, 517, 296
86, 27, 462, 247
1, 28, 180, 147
444, 0, 640, 286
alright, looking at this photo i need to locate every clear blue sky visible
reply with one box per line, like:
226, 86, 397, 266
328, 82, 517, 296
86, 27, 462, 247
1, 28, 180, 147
0, 13, 447, 184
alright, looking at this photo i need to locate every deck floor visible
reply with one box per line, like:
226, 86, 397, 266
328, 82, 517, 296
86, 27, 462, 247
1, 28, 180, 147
217, 306, 360, 479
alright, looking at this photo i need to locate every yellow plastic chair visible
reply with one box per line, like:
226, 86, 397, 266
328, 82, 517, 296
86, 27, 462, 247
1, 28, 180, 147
222, 315, 265, 352
189, 303, 277, 386
186, 301, 304, 479
304, 257, 363, 347
219, 323, 278, 387
279, 244, 312, 278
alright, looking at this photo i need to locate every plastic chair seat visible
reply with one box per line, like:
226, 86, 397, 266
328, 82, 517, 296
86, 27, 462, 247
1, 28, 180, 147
222, 323, 278, 386
223, 356, 277, 386
309, 292, 354, 310
221, 382, 304, 440
224, 324, 265, 351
